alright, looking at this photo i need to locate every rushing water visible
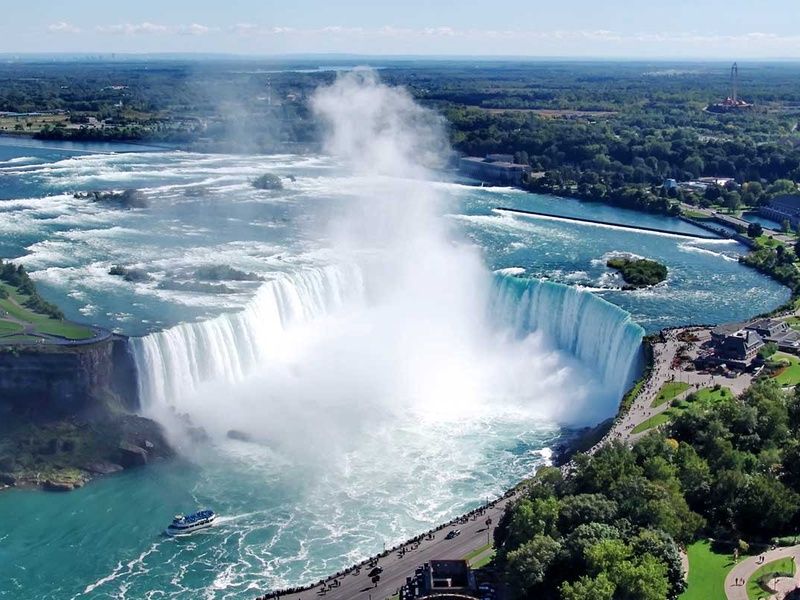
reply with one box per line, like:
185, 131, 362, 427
0, 138, 789, 599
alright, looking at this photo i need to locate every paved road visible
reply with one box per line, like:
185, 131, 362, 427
725, 545, 800, 599
266, 496, 513, 600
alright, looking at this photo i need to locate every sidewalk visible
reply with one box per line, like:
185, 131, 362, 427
725, 546, 800, 600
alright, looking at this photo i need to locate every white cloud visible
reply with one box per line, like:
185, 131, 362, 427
95, 22, 214, 36
52, 22, 800, 56
179, 23, 212, 36
47, 22, 81, 34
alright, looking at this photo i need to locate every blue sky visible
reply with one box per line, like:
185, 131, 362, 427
2, 0, 799, 58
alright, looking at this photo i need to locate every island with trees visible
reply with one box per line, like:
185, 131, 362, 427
606, 257, 668, 288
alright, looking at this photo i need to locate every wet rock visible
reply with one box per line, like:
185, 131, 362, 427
76, 189, 148, 209
43, 479, 74, 492
0, 472, 16, 486
83, 461, 123, 475
118, 442, 148, 467
226, 429, 252, 442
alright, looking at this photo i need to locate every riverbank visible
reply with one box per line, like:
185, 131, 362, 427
255, 311, 794, 599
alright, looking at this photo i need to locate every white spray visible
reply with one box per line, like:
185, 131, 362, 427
133, 69, 626, 475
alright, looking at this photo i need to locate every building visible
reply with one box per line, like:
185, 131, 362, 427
697, 177, 737, 188
710, 323, 764, 365
485, 153, 515, 163
421, 560, 476, 596
748, 318, 800, 353
663, 179, 678, 190
759, 194, 800, 228
459, 156, 531, 186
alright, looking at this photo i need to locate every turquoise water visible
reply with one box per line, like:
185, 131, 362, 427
0, 138, 789, 599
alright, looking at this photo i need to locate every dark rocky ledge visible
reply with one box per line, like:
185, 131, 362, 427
0, 336, 174, 492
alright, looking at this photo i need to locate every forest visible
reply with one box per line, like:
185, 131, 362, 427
0, 59, 797, 186
495, 379, 800, 600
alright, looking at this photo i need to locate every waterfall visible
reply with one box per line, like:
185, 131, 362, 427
490, 275, 645, 398
130, 267, 644, 415
130, 264, 365, 410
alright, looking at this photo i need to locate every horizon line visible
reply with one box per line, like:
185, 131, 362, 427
2, 52, 800, 63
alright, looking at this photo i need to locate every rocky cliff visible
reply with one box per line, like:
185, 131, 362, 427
0, 336, 138, 419
0, 336, 173, 492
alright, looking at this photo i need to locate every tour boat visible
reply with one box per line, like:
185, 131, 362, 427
165, 509, 216, 536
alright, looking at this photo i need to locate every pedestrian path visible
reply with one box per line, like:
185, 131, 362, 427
725, 545, 800, 599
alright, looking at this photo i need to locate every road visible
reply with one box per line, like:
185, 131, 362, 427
263, 495, 514, 600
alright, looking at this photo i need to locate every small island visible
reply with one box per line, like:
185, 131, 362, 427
252, 173, 284, 191
607, 256, 668, 288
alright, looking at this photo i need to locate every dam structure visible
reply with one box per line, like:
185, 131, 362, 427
495, 206, 722, 240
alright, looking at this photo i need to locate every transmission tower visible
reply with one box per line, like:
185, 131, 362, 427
730, 62, 739, 104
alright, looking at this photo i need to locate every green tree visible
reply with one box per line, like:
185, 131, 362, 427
759, 341, 778, 359
614, 554, 670, 600
504, 535, 561, 598
560, 573, 615, 600
558, 494, 619, 531
631, 530, 687, 599
505, 497, 560, 551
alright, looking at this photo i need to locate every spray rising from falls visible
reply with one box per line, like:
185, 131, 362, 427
131, 70, 644, 450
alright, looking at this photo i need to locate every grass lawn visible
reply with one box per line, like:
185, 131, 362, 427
0, 283, 92, 340
463, 541, 496, 568
785, 317, 800, 331
0, 320, 23, 336
463, 542, 492, 562
746, 557, 796, 600
691, 387, 735, 403
632, 412, 671, 434
755, 235, 780, 248
679, 540, 735, 600
772, 352, 800, 386
633, 387, 732, 434
470, 549, 495, 569
651, 382, 691, 408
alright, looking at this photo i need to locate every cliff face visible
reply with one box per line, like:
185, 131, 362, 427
0, 337, 174, 492
0, 336, 139, 420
